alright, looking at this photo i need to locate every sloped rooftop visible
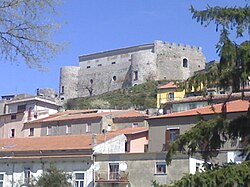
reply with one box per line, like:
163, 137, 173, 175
149, 99, 249, 119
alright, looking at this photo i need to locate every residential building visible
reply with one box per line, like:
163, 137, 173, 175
0, 96, 60, 139
23, 110, 148, 137
164, 92, 250, 114
112, 110, 148, 130
94, 153, 203, 187
157, 82, 185, 108
111, 127, 148, 153
0, 133, 126, 187
147, 100, 249, 163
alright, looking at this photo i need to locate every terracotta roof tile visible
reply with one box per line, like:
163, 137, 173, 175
0, 155, 91, 160
114, 110, 147, 119
110, 127, 148, 135
27, 111, 115, 124
158, 82, 177, 89
0, 134, 117, 152
166, 92, 250, 104
149, 100, 249, 119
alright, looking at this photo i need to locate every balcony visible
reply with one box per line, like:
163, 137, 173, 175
95, 171, 129, 184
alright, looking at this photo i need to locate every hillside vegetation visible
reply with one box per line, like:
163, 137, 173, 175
65, 80, 168, 110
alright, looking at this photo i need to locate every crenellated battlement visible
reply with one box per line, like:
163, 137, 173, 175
154, 40, 202, 53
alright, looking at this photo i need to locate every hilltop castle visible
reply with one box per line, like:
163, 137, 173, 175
59, 40, 206, 101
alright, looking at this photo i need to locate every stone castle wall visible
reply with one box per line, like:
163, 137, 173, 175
60, 66, 80, 100
59, 40, 206, 100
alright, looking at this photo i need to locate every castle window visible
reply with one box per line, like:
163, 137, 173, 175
134, 71, 138, 81
10, 129, 15, 138
113, 76, 117, 81
98, 64, 102, 67
61, 86, 64, 94
183, 58, 188, 68
90, 79, 93, 84
112, 62, 116, 65
87, 66, 91, 69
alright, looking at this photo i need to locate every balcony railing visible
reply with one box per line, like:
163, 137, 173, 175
95, 171, 129, 183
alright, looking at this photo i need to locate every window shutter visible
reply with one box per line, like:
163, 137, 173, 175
165, 129, 170, 151
176, 129, 180, 137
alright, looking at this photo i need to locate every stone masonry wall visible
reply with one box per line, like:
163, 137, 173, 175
60, 40, 206, 100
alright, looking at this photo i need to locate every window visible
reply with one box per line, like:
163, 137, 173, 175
134, 71, 138, 81
169, 129, 179, 142
74, 172, 84, 187
0, 173, 4, 187
34, 112, 38, 119
98, 64, 102, 67
165, 128, 180, 150
11, 114, 16, 120
107, 124, 112, 132
90, 79, 93, 84
17, 105, 26, 112
168, 93, 174, 101
155, 162, 166, 174
111, 61, 116, 64
29, 128, 34, 136
10, 129, 15, 138
112, 76, 116, 81
109, 163, 119, 180
183, 58, 188, 68
86, 123, 91, 133
66, 124, 71, 134
196, 163, 201, 173
132, 123, 138, 128
61, 86, 64, 94
87, 66, 91, 69
189, 103, 197, 109
24, 167, 31, 184
125, 142, 129, 152
47, 126, 52, 136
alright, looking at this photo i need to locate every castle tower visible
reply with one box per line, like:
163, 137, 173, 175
154, 40, 205, 81
59, 66, 80, 101
131, 52, 157, 86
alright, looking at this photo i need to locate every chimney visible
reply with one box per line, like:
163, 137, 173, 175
92, 134, 97, 146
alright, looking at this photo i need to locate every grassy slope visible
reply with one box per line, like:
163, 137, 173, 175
65, 80, 168, 110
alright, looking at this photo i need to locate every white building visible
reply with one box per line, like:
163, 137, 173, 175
0, 133, 126, 187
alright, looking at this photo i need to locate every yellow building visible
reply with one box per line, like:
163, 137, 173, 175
157, 82, 185, 108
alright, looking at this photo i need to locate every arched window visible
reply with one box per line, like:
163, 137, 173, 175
90, 79, 93, 84
113, 76, 117, 81
183, 58, 188, 68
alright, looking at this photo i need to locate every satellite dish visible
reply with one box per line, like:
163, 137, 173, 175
93, 163, 100, 171
119, 162, 127, 171
158, 109, 163, 115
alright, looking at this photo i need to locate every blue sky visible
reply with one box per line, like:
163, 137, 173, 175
0, 0, 246, 96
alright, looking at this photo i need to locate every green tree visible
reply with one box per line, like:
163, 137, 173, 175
161, 4, 250, 187
182, 5, 250, 93
35, 165, 71, 187
0, 0, 61, 70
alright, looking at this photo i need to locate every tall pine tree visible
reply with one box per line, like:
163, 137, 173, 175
161, 4, 250, 187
